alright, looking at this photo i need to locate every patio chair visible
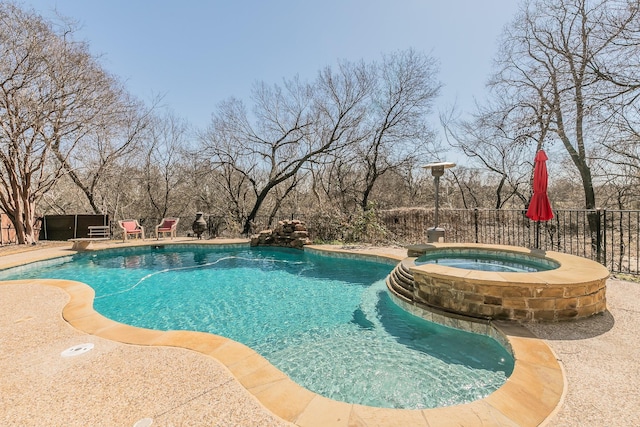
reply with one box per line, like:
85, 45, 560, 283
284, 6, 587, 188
155, 217, 179, 239
118, 219, 145, 242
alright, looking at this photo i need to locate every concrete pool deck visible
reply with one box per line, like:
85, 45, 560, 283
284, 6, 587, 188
0, 239, 638, 426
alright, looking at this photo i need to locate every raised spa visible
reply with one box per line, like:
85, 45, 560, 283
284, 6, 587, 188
387, 243, 609, 322
414, 248, 559, 272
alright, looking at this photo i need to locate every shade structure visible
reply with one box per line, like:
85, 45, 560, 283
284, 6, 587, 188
526, 150, 554, 222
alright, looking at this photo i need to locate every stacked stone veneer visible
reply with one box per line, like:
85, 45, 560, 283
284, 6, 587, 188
387, 243, 609, 322
250, 220, 311, 248
409, 269, 606, 322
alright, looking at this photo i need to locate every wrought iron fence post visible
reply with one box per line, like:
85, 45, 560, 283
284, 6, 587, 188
474, 208, 479, 243
602, 209, 607, 267
596, 208, 602, 263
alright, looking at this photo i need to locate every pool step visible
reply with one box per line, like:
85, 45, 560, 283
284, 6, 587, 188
386, 261, 415, 301
396, 262, 415, 283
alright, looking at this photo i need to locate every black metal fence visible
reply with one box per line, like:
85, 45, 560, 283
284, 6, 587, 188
378, 208, 640, 276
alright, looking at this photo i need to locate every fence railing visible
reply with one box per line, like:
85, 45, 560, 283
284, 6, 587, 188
377, 208, 639, 276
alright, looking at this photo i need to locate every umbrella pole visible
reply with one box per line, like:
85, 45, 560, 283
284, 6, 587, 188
535, 221, 540, 249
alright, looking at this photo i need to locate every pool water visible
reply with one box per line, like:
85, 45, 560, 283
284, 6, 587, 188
0, 245, 514, 409
415, 251, 557, 272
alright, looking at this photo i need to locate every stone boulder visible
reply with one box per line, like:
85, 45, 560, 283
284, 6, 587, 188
250, 220, 311, 248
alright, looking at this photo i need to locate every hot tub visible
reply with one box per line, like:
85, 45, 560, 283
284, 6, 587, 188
387, 243, 609, 322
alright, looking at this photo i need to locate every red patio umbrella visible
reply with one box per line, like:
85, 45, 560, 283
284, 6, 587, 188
526, 150, 553, 249
526, 150, 554, 222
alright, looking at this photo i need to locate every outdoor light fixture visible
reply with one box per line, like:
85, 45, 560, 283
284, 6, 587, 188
422, 161, 456, 243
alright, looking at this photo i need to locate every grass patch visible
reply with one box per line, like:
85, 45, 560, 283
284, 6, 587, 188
613, 273, 640, 283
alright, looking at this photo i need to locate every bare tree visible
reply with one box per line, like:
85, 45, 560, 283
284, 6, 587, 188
309, 50, 441, 218
443, 105, 532, 209
491, 0, 640, 211
0, 4, 124, 242
200, 51, 440, 235
143, 111, 190, 221
0, 4, 59, 243
587, 0, 640, 175
357, 49, 441, 211
448, 0, 640, 253
201, 62, 370, 234
51, 93, 154, 217
313, 150, 362, 214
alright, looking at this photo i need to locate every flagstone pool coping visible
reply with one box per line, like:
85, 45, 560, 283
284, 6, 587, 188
0, 239, 564, 426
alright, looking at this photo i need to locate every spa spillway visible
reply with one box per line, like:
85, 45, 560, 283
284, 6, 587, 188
387, 243, 609, 322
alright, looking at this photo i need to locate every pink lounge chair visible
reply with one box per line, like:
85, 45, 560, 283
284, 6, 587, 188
155, 217, 179, 239
118, 219, 145, 242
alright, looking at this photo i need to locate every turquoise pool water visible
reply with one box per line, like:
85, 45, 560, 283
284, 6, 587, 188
1, 245, 514, 409
415, 250, 558, 272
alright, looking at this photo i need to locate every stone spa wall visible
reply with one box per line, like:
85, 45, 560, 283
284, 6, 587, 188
387, 243, 610, 322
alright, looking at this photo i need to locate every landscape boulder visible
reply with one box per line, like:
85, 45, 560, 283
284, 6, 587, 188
250, 220, 311, 248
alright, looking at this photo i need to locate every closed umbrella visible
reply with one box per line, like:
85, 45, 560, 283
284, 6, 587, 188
526, 150, 553, 247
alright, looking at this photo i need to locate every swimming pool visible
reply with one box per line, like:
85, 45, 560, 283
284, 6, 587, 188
0, 244, 514, 409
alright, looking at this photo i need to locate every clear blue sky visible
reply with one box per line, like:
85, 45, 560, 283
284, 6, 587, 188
24, 0, 520, 133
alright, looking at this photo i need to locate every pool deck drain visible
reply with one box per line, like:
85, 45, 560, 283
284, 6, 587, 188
60, 342, 94, 357
0, 238, 638, 426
